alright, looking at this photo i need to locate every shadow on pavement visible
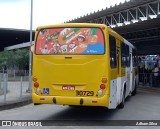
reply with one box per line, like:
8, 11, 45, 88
44, 106, 118, 120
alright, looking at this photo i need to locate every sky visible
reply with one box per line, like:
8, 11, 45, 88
0, 0, 129, 30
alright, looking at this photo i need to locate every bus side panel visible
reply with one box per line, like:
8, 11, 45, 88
109, 79, 117, 109
117, 76, 126, 104
108, 69, 117, 109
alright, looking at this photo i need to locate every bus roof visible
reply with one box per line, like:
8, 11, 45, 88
36, 23, 106, 30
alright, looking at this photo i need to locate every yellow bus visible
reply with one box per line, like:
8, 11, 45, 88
31, 23, 138, 109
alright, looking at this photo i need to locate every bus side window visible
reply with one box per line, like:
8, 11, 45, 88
126, 46, 130, 67
133, 49, 136, 67
121, 42, 130, 67
109, 35, 117, 68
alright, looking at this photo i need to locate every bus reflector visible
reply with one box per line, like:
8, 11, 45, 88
92, 101, 97, 103
100, 84, 106, 90
34, 82, 39, 88
102, 78, 107, 83
33, 77, 38, 82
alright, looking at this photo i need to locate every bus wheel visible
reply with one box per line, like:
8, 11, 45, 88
132, 83, 137, 96
118, 88, 125, 109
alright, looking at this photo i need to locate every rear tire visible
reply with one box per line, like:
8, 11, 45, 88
69, 105, 80, 107
33, 103, 40, 105
132, 83, 137, 96
118, 88, 125, 109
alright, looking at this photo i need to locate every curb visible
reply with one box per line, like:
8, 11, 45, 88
0, 98, 32, 111
137, 86, 160, 92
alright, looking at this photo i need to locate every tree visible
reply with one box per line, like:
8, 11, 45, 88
15, 49, 29, 70
0, 49, 29, 70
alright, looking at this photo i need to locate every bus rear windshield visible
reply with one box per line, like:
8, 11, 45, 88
35, 27, 105, 55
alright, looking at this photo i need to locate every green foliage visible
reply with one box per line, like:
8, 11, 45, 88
0, 49, 29, 70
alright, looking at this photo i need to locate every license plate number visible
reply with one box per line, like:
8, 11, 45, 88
76, 90, 94, 96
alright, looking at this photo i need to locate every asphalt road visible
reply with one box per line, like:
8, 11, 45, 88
0, 88, 160, 129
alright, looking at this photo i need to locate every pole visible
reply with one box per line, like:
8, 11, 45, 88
14, 70, 15, 80
27, 0, 33, 94
20, 76, 23, 98
3, 74, 7, 103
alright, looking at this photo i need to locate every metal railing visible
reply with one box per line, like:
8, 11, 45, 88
0, 70, 31, 105
139, 72, 160, 87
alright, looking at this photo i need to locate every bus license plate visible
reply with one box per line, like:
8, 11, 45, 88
76, 90, 94, 96
62, 86, 75, 90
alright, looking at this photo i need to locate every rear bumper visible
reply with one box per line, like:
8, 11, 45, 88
32, 93, 109, 107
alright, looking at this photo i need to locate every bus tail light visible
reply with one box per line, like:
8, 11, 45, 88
36, 28, 39, 31
36, 88, 41, 93
34, 82, 39, 88
97, 90, 103, 96
100, 84, 106, 90
102, 27, 105, 30
30, 44, 35, 53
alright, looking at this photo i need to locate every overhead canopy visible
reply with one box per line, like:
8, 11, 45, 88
67, 0, 160, 55
0, 28, 34, 51
114, 17, 160, 55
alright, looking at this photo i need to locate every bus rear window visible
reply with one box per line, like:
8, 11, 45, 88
35, 27, 105, 55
